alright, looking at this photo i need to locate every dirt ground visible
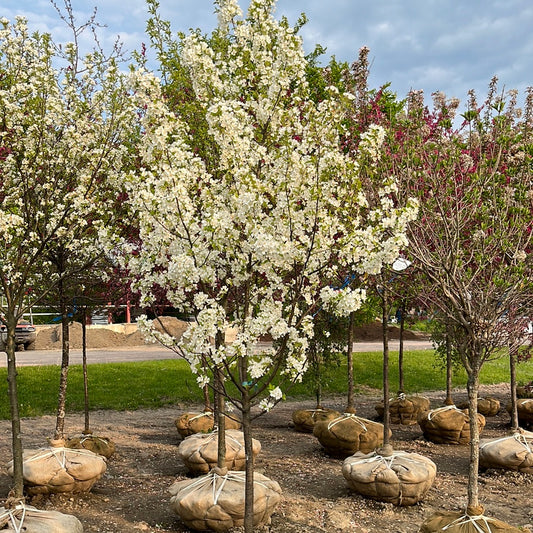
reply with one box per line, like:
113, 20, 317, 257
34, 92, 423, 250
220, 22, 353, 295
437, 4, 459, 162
1, 384, 532, 533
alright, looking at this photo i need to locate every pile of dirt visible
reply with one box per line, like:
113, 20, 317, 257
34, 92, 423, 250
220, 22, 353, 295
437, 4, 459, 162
34, 317, 190, 350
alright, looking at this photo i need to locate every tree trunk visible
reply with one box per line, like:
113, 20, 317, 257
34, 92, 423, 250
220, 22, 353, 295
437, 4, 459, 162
381, 291, 392, 454
82, 308, 90, 434
466, 368, 482, 513
345, 311, 356, 413
241, 390, 254, 533
398, 301, 405, 394
214, 366, 226, 468
445, 326, 454, 405
6, 319, 24, 498
54, 282, 70, 442
509, 346, 519, 431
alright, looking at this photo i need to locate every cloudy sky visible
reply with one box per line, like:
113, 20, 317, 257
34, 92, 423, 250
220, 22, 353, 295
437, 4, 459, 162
3, 0, 533, 110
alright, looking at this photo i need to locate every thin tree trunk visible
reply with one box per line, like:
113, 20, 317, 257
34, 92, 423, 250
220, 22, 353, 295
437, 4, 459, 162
509, 346, 519, 432
445, 326, 454, 405
381, 291, 392, 454
215, 366, 226, 468
82, 308, 90, 434
466, 369, 482, 514
54, 281, 70, 443
6, 320, 24, 498
345, 311, 356, 413
242, 390, 254, 533
398, 301, 405, 394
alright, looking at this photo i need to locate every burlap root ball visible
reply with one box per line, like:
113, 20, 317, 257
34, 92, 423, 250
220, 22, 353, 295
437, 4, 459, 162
418, 406, 486, 445
342, 450, 437, 506
457, 397, 500, 417
7, 446, 107, 495
419, 509, 522, 532
479, 430, 533, 473
65, 432, 116, 458
313, 414, 390, 457
375, 395, 431, 426
506, 399, 533, 427
0, 504, 83, 532
292, 408, 341, 433
177, 429, 261, 475
175, 412, 241, 438
516, 382, 533, 399
169, 468, 282, 532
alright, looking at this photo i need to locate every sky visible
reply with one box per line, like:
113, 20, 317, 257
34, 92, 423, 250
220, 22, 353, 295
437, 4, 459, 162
3, 0, 533, 111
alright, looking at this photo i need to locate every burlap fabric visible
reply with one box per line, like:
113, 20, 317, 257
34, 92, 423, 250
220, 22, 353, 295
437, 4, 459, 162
313, 414, 389, 457
342, 450, 436, 506
479, 430, 533, 473
177, 429, 261, 474
516, 383, 533, 399
457, 397, 500, 417
375, 395, 431, 426
66, 433, 116, 458
506, 399, 533, 426
292, 408, 341, 433
175, 412, 241, 438
419, 509, 522, 532
7, 447, 107, 495
419, 406, 486, 445
0, 504, 83, 532
169, 469, 282, 532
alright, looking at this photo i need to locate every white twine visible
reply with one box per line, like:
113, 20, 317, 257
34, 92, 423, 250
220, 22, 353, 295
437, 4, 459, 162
23, 447, 97, 469
189, 412, 212, 422
0, 504, 48, 533
179, 470, 271, 505
328, 414, 368, 432
427, 405, 466, 421
348, 450, 429, 472
480, 433, 532, 453
442, 513, 498, 532
196, 431, 244, 455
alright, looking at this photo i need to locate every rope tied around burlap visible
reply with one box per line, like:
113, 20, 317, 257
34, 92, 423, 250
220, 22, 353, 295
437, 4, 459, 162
179, 470, 272, 505
328, 414, 368, 432
190, 412, 212, 422
348, 450, 429, 472
24, 446, 99, 469
428, 405, 467, 421
0, 504, 50, 533
480, 432, 532, 453
196, 430, 244, 455
442, 513, 499, 532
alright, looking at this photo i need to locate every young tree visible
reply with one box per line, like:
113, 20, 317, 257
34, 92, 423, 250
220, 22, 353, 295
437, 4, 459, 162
0, 12, 137, 499
110, 0, 417, 529
398, 83, 533, 523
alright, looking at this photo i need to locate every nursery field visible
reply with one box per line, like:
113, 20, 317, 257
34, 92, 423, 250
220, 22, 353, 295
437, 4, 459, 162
1, 384, 532, 533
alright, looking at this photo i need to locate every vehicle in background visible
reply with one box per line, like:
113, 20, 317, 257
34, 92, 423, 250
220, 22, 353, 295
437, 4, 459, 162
0, 319, 37, 351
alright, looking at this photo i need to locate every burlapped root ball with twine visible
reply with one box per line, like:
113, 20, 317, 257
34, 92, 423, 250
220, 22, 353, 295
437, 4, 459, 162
7, 444, 107, 495
169, 467, 282, 532
292, 407, 341, 433
175, 411, 242, 438
457, 396, 501, 417
479, 429, 533, 473
342, 449, 437, 506
375, 394, 430, 426
419, 506, 522, 532
418, 405, 486, 445
0, 503, 83, 532
177, 429, 261, 475
313, 414, 390, 457
66, 431, 116, 459
506, 399, 533, 427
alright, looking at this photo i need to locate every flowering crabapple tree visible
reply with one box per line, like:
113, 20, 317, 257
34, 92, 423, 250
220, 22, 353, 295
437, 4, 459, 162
114, 0, 417, 529
0, 14, 138, 500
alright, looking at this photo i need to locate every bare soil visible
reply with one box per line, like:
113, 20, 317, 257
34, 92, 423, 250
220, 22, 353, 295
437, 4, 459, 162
1, 384, 532, 533
2, 322, 531, 532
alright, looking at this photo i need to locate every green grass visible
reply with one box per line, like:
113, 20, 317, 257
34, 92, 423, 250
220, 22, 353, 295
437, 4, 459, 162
1, 349, 531, 420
